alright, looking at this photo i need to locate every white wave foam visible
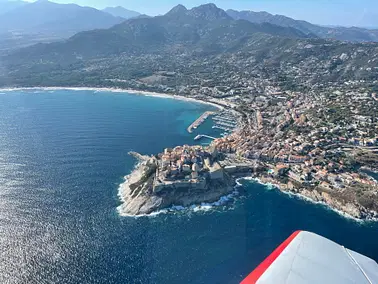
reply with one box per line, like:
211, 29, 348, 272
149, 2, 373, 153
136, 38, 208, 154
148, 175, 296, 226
193, 204, 213, 212
239, 177, 377, 223
117, 206, 170, 218
118, 189, 240, 218
280, 190, 371, 223
118, 173, 378, 222
242, 177, 279, 191
183, 190, 239, 213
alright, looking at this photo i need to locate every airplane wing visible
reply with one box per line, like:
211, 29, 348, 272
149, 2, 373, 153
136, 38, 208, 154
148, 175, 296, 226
241, 230, 378, 284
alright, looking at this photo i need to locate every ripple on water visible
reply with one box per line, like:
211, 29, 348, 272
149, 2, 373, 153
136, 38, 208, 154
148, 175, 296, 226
1, 89, 378, 284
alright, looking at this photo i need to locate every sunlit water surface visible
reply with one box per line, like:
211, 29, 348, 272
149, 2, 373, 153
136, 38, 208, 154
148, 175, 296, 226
0, 89, 377, 284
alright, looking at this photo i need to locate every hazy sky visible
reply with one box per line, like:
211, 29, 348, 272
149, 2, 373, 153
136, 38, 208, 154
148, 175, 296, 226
26, 0, 378, 27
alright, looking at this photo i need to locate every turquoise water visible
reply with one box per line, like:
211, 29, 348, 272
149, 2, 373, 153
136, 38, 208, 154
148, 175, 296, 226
0, 89, 377, 284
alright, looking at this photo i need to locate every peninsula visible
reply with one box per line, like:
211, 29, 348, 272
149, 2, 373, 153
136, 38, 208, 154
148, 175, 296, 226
1, 3, 377, 219
118, 149, 239, 216
118, 87, 378, 220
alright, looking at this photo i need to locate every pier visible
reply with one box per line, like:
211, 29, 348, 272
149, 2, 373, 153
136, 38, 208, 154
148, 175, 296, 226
211, 109, 239, 135
212, 125, 234, 132
194, 134, 216, 141
187, 111, 215, 133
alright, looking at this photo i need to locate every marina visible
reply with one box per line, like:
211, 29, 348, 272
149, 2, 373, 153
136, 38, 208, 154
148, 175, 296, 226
194, 134, 217, 141
187, 111, 215, 133
187, 109, 240, 139
211, 110, 239, 134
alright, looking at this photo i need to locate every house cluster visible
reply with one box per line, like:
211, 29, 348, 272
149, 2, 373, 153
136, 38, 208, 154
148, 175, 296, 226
157, 145, 222, 182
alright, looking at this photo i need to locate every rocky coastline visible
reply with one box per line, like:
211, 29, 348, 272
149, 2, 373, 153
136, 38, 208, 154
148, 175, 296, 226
6, 88, 376, 220
100, 84, 378, 221
118, 152, 236, 216
118, 151, 378, 221
255, 176, 378, 221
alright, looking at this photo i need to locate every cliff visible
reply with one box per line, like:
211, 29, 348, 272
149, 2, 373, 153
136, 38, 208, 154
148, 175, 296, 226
118, 152, 235, 216
258, 176, 378, 220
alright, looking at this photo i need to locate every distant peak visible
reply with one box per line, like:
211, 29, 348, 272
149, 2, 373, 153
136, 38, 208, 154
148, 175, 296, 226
166, 4, 187, 15
33, 0, 57, 6
197, 3, 218, 9
103, 6, 141, 19
191, 3, 221, 12
175, 4, 187, 10
188, 3, 231, 21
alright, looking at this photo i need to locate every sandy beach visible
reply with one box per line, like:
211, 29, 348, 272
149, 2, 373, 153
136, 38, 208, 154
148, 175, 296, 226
0, 86, 224, 110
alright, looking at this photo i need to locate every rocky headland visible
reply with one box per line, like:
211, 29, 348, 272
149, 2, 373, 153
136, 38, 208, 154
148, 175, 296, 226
118, 151, 237, 216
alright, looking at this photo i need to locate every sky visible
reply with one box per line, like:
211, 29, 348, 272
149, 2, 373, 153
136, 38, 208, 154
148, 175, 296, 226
25, 0, 378, 27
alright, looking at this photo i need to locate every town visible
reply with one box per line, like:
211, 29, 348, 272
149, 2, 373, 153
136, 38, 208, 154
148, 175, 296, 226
118, 72, 378, 218
3, 4, 377, 219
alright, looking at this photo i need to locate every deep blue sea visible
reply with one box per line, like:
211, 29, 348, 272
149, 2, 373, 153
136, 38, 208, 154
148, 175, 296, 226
0, 89, 377, 284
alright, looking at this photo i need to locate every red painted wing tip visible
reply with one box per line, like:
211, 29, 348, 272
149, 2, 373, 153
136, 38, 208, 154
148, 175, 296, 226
241, 230, 302, 284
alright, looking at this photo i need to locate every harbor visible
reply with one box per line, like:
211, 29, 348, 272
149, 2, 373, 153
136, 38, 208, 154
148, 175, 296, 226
194, 134, 216, 141
187, 109, 240, 140
187, 111, 215, 133
211, 110, 239, 136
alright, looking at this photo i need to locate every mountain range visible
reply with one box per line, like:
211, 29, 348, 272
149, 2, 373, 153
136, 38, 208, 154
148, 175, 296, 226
0, 0, 125, 36
0, 2, 378, 91
1, 0, 378, 45
1, 3, 377, 86
5, 3, 315, 62
226, 9, 378, 42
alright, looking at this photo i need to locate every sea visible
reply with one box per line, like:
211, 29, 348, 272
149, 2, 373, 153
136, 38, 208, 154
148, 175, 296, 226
0, 89, 377, 284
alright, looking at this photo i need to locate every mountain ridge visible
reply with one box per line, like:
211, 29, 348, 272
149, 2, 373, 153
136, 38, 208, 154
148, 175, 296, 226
0, 0, 27, 15
0, 0, 125, 35
102, 6, 141, 19
1, 3, 377, 91
226, 9, 378, 42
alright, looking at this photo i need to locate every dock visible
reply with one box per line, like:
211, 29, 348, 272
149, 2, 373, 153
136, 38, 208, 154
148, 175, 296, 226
194, 134, 216, 141
211, 109, 239, 134
187, 111, 215, 133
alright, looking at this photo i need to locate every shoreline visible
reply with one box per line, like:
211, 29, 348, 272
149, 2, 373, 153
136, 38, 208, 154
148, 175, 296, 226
116, 169, 378, 222
117, 187, 240, 218
3, 87, 375, 222
0, 86, 224, 110
245, 177, 378, 223
2, 86, 244, 218
116, 152, 237, 216
117, 159, 245, 218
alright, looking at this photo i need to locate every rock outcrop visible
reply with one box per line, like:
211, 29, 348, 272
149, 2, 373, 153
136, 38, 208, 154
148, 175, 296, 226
118, 152, 235, 216
259, 176, 378, 220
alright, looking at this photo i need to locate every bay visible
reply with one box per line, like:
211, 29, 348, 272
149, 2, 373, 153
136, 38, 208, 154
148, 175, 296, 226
0, 89, 377, 284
